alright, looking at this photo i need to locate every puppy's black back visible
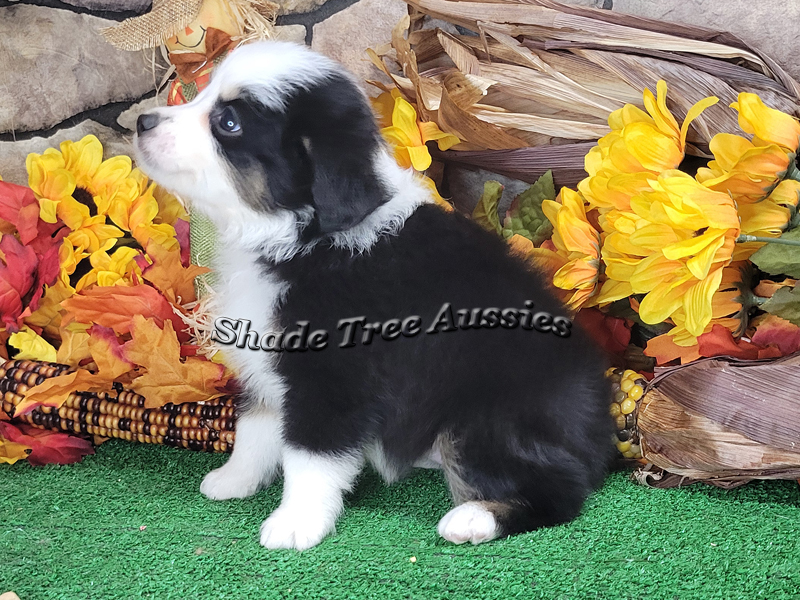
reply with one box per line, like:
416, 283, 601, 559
269, 204, 614, 534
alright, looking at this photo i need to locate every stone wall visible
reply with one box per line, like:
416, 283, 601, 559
0, 0, 797, 188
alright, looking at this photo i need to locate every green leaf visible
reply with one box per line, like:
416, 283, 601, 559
762, 285, 800, 326
750, 228, 800, 278
472, 180, 504, 235
503, 170, 555, 245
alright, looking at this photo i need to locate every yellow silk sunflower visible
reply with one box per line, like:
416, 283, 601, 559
697, 93, 800, 203
643, 264, 752, 365
26, 134, 185, 293
531, 188, 602, 311
579, 81, 718, 211
599, 171, 740, 336
379, 93, 461, 172
734, 179, 800, 259
75, 246, 143, 291
734, 93, 800, 152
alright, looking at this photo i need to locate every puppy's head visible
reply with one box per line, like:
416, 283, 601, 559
133, 42, 390, 240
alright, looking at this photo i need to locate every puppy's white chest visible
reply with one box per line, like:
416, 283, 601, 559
214, 245, 288, 408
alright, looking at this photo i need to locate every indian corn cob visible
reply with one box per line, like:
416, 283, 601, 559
606, 367, 648, 459
0, 359, 237, 452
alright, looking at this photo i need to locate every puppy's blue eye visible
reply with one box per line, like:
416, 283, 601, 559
217, 106, 241, 134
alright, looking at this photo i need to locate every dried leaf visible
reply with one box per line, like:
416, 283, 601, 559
442, 71, 494, 109
142, 240, 209, 305
13, 369, 111, 416
61, 284, 187, 341
471, 180, 504, 234
437, 30, 480, 75
438, 87, 528, 150
125, 315, 227, 407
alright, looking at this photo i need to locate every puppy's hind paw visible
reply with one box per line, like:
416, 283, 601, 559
438, 502, 499, 545
259, 507, 333, 551
200, 463, 265, 501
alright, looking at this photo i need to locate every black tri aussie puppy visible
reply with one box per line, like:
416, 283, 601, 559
133, 41, 613, 550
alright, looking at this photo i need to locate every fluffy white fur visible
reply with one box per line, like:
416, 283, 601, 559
437, 502, 500, 545
200, 408, 283, 500
260, 447, 363, 550
134, 41, 445, 551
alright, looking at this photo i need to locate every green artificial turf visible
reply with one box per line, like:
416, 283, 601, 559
2, 441, 800, 600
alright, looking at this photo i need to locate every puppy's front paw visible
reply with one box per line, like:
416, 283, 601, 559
259, 507, 333, 550
438, 502, 499, 545
200, 463, 266, 500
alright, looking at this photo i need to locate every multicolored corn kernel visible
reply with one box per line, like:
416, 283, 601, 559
605, 367, 649, 460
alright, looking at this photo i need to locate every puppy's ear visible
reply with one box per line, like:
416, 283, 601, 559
290, 75, 390, 234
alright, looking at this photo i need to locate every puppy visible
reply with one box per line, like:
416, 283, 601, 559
133, 41, 614, 550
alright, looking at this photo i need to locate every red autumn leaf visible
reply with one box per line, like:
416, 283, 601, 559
28, 220, 67, 259
179, 344, 199, 357
573, 308, 631, 356
27, 242, 61, 315
0, 421, 93, 466
0, 234, 38, 331
697, 324, 783, 362
0, 422, 32, 463
14, 369, 113, 416
174, 218, 191, 267
750, 314, 800, 356
61, 284, 188, 341
0, 181, 40, 245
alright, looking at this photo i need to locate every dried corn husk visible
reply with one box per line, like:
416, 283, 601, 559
372, 0, 800, 186
635, 353, 800, 488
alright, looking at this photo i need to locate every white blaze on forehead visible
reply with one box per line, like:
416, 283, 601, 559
205, 41, 341, 110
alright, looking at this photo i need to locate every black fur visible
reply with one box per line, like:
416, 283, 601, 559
262, 204, 614, 536
205, 68, 614, 539
210, 74, 390, 234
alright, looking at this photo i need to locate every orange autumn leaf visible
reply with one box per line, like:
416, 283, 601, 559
14, 369, 112, 416
753, 278, 798, 299
56, 323, 92, 367
87, 325, 134, 380
61, 284, 186, 339
125, 315, 227, 407
142, 240, 209, 305
644, 332, 702, 365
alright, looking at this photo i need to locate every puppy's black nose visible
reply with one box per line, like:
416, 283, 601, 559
136, 113, 161, 136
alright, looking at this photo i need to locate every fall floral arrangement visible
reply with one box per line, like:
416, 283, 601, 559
0, 135, 233, 466
369, 6, 800, 485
